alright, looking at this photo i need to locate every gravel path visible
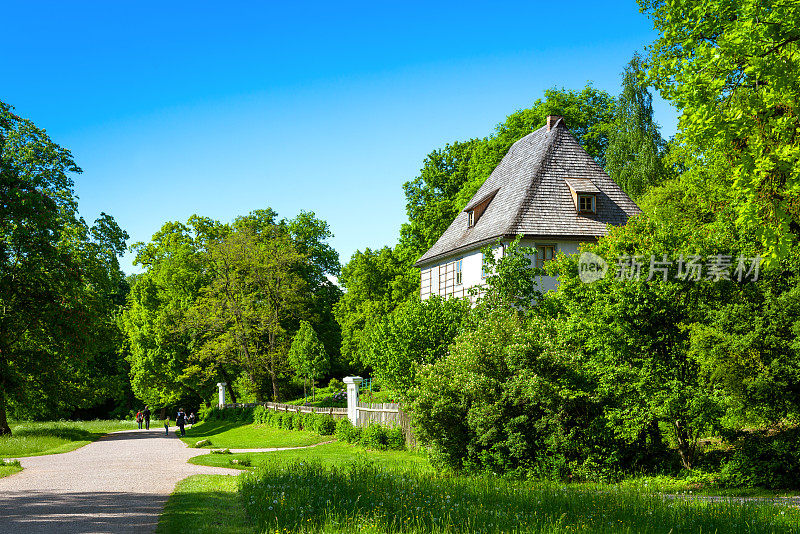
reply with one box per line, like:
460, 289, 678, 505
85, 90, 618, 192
0, 428, 240, 533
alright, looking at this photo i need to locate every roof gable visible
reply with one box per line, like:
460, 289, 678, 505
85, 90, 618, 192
415, 121, 641, 267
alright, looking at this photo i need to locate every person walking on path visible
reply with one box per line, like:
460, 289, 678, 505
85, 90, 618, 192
164, 416, 170, 436
176, 408, 187, 437
143, 406, 151, 430
136, 410, 143, 429
188, 412, 195, 428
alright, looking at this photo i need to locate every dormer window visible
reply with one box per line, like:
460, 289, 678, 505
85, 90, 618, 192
464, 188, 500, 229
578, 194, 596, 213
564, 177, 600, 215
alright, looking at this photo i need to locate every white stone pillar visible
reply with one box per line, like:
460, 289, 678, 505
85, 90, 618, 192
217, 382, 227, 408
343, 376, 363, 425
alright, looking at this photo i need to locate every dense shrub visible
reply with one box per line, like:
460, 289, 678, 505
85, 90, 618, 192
252, 405, 336, 437
720, 428, 800, 489
363, 295, 471, 392
410, 306, 649, 480
334, 418, 404, 450
315, 416, 336, 436
200, 405, 255, 423
361, 423, 389, 450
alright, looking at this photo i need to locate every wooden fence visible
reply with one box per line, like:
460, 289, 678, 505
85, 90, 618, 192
356, 402, 414, 446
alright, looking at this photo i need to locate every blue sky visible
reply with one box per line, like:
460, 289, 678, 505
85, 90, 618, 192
1, 1, 677, 275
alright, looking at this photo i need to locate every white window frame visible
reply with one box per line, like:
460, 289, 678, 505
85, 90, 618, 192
455, 259, 463, 285
577, 194, 596, 213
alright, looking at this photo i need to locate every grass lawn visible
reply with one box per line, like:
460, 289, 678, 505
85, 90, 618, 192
180, 421, 331, 449
156, 474, 254, 534
0, 420, 140, 458
238, 459, 800, 534
0, 460, 22, 478
172, 426, 800, 533
190, 441, 431, 472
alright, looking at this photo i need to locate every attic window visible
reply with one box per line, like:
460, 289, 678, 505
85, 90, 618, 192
578, 194, 596, 213
464, 188, 500, 229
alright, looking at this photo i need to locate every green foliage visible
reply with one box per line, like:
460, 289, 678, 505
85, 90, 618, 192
250, 405, 336, 437
0, 101, 129, 432
720, 428, 800, 489
121, 218, 216, 409
605, 53, 668, 200
479, 237, 543, 308
333, 247, 406, 369
239, 459, 800, 534
334, 86, 617, 376
362, 295, 470, 392
287, 321, 329, 398
411, 306, 640, 480
333, 417, 404, 450
641, 0, 800, 263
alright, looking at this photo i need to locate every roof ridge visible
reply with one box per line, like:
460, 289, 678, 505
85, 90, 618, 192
507, 127, 562, 234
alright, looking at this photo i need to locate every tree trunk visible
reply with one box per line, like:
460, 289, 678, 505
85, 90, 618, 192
674, 419, 695, 470
0, 382, 11, 436
270, 352, 279, 402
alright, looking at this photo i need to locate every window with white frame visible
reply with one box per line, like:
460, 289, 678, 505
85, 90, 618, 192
456, 259, 463, 285
577, 194, 596, 213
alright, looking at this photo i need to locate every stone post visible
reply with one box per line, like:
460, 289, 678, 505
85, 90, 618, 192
217, 382, 227, 408
343, 376, 363, 425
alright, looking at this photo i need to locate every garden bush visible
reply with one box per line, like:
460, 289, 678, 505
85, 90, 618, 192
315, 416, 336, 436
334, 418, 404, 450
200, 405, 255, 423
253, 405, 336, 437
720, 428, 800, 489
360, 423, 389, 450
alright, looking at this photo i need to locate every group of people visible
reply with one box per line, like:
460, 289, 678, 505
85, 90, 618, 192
135, 406, 195, 437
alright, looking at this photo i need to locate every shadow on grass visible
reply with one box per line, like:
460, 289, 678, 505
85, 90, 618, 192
9, 427, 97, 441
183, 421, 249, 440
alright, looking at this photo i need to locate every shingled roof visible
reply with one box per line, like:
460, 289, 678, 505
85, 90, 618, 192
415, 118, 641, 267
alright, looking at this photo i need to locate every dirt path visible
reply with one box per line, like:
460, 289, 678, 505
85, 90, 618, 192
0, 428, 240, 533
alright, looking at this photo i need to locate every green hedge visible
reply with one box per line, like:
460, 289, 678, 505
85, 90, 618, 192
335, 418, 405, 451
252, 406, 336, 436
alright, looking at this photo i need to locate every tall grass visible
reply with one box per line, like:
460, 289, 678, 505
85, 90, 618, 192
0, 420, 139, 457
239, 460, 800, 533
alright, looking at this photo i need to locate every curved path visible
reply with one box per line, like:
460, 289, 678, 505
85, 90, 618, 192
0, 427, 288, 533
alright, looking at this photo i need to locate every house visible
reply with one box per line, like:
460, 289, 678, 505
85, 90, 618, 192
414, 115, 641, 300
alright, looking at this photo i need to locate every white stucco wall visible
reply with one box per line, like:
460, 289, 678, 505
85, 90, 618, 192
420, 239, 583, 301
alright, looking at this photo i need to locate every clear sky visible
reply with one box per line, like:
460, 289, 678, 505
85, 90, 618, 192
1, 1, 677, 275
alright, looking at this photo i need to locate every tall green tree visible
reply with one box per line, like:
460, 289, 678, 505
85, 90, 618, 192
189, 223, 306, 401
0, 103, 127, 434
333, 247, 405, 369
121, 217, 222, 409
287, 320, 329, 399
363, 295, 470, 393
605, 53, 668, 200
641, 0, 800, 262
